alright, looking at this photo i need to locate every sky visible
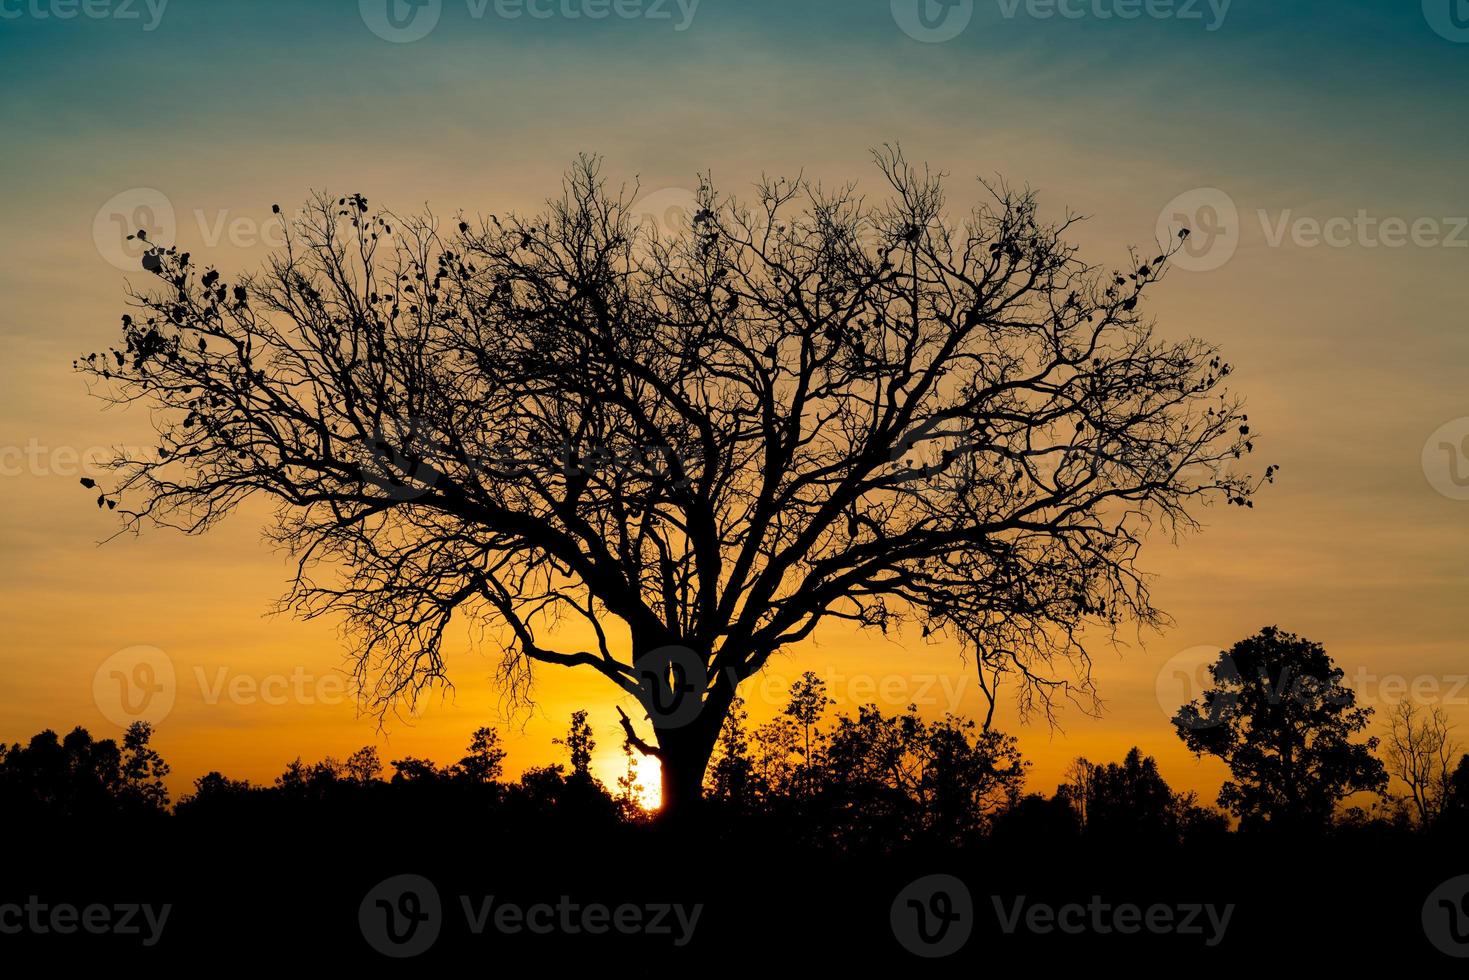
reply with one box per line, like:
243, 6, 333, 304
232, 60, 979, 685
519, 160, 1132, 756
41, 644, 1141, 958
2, 0, 1467, 808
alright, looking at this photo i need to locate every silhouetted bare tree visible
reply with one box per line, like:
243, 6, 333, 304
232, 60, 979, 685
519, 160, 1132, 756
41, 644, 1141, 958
1383, 701, 1458, 826
78, 151, 1265, 815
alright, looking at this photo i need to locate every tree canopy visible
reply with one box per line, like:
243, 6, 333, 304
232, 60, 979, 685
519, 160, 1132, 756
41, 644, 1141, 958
78, 151, 1266, 810
1174, 626, 1387, 831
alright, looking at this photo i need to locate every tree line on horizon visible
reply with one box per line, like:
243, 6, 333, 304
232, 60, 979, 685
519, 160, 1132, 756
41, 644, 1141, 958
5, 628, 1468, 847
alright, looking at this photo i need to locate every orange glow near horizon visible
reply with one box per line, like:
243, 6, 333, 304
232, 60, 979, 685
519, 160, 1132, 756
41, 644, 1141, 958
4, 5, 1469, 818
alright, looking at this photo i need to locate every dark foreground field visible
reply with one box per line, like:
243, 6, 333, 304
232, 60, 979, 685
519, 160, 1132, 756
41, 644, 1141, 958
7, 815, 1466, 970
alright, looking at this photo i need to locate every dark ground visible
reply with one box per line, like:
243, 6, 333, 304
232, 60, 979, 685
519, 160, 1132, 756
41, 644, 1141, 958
7, 818, 1466, 970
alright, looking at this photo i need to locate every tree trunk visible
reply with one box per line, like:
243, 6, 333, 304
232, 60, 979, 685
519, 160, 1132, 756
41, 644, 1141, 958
638, 645, 738, 824
653, 696, 731, 824
658, 738, 713, 824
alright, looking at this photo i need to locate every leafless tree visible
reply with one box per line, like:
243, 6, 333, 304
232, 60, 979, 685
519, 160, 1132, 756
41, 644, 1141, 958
1384, 700, 1458, 826
77, 150, 1267, 816
1061, 756, 1094, 830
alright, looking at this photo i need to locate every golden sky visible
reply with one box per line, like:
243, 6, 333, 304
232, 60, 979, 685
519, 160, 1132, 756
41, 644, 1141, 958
2, 0, 1467, 808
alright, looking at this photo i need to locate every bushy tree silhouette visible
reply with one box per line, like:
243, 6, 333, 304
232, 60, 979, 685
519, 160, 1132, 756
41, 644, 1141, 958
459, 725, 508, 784
1174, 626, 1387, 832
0, 722, 169, 819
1081, 747, 1224, 844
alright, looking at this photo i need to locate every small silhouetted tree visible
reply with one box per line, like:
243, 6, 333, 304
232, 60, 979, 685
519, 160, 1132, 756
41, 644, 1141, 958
614, 737, 649, 820
706, 695, 754, 807
389, 757, 444, 783
785, 672, 834, 798
120, 721, 171, 810
1060, 756, 1094, 831
458, 726, 508, 783
1079, 747, 1222, 844
176, 770, 254, 818
562, 711, 595, 777
1438, 755, 1469, 833
344, 745, 382, 784
1174, 626, 1387, 832
78, 152, 1267, 816
751, 715, 800, 798
1085, 748, 1177, 842
1383, 701, 1458, 827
